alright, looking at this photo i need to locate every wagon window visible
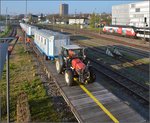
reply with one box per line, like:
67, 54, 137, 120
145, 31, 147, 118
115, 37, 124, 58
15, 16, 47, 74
44, 39, 46, 45
135, 8, 140, 12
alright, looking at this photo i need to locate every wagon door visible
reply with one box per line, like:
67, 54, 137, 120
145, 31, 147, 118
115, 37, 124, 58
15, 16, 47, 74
44, 38, 48, 55
48, 36, 54, 57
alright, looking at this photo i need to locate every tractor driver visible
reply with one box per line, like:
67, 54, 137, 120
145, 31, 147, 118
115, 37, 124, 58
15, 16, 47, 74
68, 50, 76, 58
66, 50, 76, 67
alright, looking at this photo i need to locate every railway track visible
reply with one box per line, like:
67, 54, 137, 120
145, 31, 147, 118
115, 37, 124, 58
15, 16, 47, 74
72, 38, 149, 104
75, 40, 149, 73
38, 24, 149, 58
27, 35, 146, 122
114, 46, 149, 58
39, 24, 149, 51
87, 53, 149, 104
37, 24, 149, 104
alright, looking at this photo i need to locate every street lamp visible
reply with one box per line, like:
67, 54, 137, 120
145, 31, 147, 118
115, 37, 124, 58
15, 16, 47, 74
74, 9, 77, 35
94, 8, 97, 28
0, 37, 17, 123
25, 0, 28, 50
6, 7, 8, 30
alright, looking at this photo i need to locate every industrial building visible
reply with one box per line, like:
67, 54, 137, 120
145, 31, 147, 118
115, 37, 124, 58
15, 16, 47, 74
112, 1, 149, 27
59, 4, 69, 16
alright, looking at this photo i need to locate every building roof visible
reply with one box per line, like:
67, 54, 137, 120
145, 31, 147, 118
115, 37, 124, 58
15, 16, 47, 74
35, 29, 69, 39
62, 45, 82, 50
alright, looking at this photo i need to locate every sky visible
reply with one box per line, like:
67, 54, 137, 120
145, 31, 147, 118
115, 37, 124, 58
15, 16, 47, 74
0, 0, 141, 15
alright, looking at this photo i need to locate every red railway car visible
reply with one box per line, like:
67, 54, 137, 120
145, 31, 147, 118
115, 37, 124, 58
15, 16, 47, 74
103, 25, 136, 38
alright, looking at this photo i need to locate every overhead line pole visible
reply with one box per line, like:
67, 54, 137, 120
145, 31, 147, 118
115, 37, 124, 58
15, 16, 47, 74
25, 0, 27, 50
6, 48, 10, 123
6, 7, 8, 29
0, 0, 1, 122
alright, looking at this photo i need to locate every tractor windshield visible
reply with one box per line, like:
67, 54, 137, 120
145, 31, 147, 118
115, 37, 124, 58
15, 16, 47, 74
73, 49, 83, 58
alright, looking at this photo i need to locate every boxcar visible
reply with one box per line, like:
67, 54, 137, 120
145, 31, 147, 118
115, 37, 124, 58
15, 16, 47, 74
20, 23, 38, 36
34, 29, 70, 60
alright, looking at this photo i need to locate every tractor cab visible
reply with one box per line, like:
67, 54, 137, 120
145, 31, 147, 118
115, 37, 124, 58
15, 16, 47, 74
56, 45, 96, 86
61, 45, 86, 60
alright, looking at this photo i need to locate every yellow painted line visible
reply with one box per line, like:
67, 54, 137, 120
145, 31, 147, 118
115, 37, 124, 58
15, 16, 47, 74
77, 81, 119, 123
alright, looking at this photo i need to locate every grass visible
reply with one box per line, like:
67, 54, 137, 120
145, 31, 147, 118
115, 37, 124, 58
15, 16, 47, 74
0, 26, 12, 38
0, 35, 62, 122
41, 23, 103, 33
84, 27, 103, 33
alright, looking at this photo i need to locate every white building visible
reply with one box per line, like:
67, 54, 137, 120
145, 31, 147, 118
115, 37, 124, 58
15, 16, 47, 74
69, 18, 89, 25
112, 1, 149, 27
112, 4, 130, 25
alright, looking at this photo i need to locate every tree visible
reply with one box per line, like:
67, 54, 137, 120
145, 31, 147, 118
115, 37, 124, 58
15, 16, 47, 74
90, 13, 100, 28
0, 15, 5, 21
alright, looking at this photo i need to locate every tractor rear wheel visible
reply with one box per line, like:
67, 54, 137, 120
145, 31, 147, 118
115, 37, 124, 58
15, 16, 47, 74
89, 67, 96, 83
56, 56, 64, 74
44, 55, 48, 60
65, 70, 73, 86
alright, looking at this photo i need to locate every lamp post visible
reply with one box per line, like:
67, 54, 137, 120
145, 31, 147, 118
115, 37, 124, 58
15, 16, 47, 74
94, 8, 97, 28
6, 8, 8, 30
6, 48, 10, 123
74, 9, 77, 35
0, 0, 1, 32
144, 17, 147, 41
25, 0, 27, 50
0, 37, 16, 123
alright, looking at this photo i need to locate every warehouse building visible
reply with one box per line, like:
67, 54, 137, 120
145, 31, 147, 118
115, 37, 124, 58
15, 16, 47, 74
112, 1, 149, 27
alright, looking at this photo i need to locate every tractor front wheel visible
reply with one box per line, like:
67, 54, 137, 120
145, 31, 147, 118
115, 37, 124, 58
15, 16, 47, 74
56, 60, 63, 74
65, 70, 73, 86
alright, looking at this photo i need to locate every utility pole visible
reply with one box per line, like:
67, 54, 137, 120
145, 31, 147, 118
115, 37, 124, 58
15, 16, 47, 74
6, 50, 10, 123
0, 1, 1, 122
0, 0, 1, 32
94, 8, 97, 28
6, 7, 8, 29
79, 12, 81, 29
144, 17, 147, 41
74, 9, 77, 35
25, 0, 27, 50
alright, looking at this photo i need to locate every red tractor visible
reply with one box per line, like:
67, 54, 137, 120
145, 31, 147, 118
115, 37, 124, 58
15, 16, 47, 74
55, 45, 96, 86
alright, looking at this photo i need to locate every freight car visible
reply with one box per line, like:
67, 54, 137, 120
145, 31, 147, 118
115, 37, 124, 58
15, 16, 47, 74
20, 23, 38, 36
34, 29, 70, 60
103, 25, 137, 38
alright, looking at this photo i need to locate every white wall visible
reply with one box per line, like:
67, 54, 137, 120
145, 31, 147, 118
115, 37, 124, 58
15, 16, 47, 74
129, 1, 149, 27
112, 4, 129, 25
112, 1, 149, 27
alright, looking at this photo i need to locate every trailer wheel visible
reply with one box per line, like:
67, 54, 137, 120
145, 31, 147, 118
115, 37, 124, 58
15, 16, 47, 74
56, 56, 64, 74
65, 70, 73, 86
